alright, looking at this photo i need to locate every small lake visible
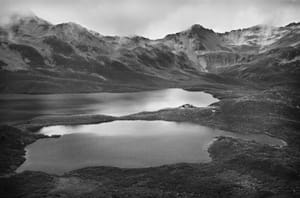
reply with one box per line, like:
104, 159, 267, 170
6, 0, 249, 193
17, 120, 285, 175
0, 88, 218, 123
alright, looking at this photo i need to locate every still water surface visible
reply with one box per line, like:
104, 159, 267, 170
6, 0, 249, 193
0, 89, 218, 123
17, 121, 285, 174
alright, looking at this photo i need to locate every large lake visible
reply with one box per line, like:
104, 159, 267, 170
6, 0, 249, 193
0, 88, 218, 123
17, 120, 285, 175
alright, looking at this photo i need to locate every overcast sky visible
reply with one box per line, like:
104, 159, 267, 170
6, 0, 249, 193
1, 0, 300, 38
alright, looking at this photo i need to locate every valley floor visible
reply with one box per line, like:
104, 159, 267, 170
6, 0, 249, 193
0, 80, 300, 198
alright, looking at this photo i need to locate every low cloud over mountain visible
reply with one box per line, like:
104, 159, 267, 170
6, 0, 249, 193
1, 0, 300, 39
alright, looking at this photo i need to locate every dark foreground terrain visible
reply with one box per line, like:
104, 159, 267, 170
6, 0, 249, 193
1, 79, 300, 198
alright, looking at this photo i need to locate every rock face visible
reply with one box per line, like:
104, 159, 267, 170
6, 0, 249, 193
179, 104, 197, 109
0, 14, 299, 93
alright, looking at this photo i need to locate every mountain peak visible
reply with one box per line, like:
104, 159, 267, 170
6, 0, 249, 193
285, 22, 300, 28
53, 22, 88, 34
0, 14, 52, 37
190, 24, 205, 31
8, 13, 51, 27
51, 21, 104, 40
187, 24, 210, 33
55, 22, 83, 29
184, 24, 214, 37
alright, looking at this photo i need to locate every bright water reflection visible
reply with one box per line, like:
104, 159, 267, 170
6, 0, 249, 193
0, 89, 218, 123
17, 121, 285, 174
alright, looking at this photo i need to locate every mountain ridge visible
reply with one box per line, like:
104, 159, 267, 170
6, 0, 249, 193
3, 13, 299, 41
0, 14, 299, 93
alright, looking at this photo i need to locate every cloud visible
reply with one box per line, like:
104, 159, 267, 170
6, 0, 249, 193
1, 0, 300, 39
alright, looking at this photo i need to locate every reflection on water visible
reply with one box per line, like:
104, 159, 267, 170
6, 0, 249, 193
0, 89, 218, 123
17, 121, 285, 175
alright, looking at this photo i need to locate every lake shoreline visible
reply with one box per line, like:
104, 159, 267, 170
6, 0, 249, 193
0, 88, 218, 124
1, 82, 299, 197
17, 120, 286, 174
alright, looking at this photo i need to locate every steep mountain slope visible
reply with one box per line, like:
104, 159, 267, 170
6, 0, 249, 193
0, 14, 299, 93
218, 23, 300, 83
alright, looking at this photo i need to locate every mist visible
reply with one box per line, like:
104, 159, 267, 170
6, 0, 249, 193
1, 0, 300, 39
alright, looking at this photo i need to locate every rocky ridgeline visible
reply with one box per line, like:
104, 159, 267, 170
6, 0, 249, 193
0, 15, 299, 93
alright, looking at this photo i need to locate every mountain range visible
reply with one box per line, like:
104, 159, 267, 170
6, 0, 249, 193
0, 14, 299, 93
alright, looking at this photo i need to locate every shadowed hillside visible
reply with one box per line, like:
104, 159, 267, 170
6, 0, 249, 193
0, 15, 299, 93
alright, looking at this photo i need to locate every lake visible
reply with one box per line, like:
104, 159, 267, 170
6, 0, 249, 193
17, 120, 285, 175
0, 88, 218, 123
